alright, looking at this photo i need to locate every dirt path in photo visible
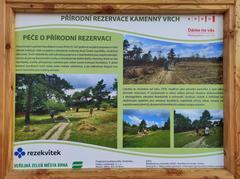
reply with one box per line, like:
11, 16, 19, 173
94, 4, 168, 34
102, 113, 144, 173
40, 123, 63, 140
149, 70, 175, 84
40, 122, 69, 140
49, 123, 69, 140
149, 68, 187, 84
183, 137, 208, 148
149, 71, 167, 84
63, 123, 72, 140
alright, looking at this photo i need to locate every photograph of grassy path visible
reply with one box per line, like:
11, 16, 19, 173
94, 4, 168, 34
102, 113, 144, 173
15, 74, 118, 148
123, 35, 223, 84
174, 109, 223, 148
123, 109, 170, 148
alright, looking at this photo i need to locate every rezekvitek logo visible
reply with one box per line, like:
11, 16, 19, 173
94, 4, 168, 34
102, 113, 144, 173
14, 147, 26, 158
14, 147, 61, 159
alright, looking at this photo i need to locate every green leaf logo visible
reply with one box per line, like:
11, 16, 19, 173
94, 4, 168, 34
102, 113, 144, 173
72, 161, 83, 169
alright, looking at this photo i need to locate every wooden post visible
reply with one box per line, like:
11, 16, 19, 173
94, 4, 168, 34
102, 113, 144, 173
0, 0, 6, 178
235, 0, 240, 178
223, 5, 236, 175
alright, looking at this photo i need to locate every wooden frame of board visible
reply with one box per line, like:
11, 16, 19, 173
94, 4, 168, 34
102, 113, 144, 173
0, 0, 240, 179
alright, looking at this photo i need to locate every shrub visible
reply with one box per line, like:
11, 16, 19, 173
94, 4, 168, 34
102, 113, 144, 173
45, 100, 66, 119
100, 102, 110, 111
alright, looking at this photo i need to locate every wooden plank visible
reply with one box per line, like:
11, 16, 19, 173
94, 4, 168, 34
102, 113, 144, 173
0, 0, 6, 177
8, 3, 230, 13
223, 5, 236, 175
237, 2, 240, 29
6, 0, 235, 5
4, 4, 15, 177
235, 1, 240, 179
5, 169, 235, 179
236, 30, 240, 179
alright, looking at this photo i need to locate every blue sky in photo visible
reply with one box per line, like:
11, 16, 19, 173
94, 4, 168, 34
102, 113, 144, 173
57, 74, 117, 96
123, 109, 170, 127
175, 109, 223, 122
124, 35, 223, 58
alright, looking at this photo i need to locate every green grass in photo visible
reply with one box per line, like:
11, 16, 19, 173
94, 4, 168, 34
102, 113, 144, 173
15, 108, 117, 148
174, 127, 223, 148
68, 108, 117, 148
174, 131, 202, 148
205, 127, 223, 147
123, 130, 170, 148
15, 115, 56, 141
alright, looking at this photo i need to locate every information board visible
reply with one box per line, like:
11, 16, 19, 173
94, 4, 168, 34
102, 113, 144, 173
14, 14, 224, 169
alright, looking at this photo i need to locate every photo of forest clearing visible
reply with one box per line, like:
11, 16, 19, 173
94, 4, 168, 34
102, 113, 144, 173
15, 74, 118, 148
123, 35, 223, 84
174, 109, 223, 148
123, 109, 170, 148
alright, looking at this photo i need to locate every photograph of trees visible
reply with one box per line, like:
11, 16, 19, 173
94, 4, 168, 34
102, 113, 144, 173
123, 35, 223, 84
15, 74, 118, 148
174, 109, 223, 148
123, 109, 170, 148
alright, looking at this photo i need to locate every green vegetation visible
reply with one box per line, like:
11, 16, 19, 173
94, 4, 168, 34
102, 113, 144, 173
205, 127, 223, 147
123, 118, 170, 148
15, 115, 55, 141
174, 128, 223, 148
69, 108, 117, 148
15, 74, 118, 148
174, 131, 202, 148
16, 74, 73, 124
100, 102, 110, 111
16, 74, 117, 124
15, 108, 117, 148
45, 100, 66, 120
174, 110, 223, 133
174, 110, 223, 148
123, 130, 170, 148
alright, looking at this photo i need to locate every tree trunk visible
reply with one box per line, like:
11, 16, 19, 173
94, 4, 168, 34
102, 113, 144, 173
25, 79, 33, 125
76, 108, 79, 112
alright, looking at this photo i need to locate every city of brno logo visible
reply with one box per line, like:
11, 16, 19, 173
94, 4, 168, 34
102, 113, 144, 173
14, 147, 26, 158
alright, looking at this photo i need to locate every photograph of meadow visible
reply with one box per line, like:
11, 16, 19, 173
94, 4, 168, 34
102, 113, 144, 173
15, 74, 118, 148
123, 35, 223, 84
123, 109, 170, 148
174, 109, 223, 148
